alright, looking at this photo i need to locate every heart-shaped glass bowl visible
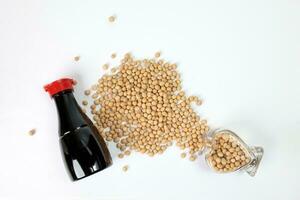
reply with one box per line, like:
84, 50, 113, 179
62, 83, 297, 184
205, 129, 263, 177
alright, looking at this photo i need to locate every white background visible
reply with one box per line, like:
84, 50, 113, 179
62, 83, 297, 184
0, 0, 299, 199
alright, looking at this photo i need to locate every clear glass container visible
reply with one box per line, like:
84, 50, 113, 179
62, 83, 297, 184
203, 129, 263, 177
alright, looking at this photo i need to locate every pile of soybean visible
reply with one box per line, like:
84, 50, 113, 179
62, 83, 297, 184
207, 133, 251, 172
83, 53, 209, 161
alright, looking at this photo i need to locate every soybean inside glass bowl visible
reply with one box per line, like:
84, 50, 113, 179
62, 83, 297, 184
204, 129, 263, 177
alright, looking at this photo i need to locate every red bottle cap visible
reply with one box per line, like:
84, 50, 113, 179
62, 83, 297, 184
44, 78, 75, 96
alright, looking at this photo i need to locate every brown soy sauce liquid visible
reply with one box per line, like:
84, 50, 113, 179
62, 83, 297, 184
53, 89, 112, 181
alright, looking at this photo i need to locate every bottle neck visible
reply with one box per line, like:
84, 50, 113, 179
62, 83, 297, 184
53, 90, 86, 137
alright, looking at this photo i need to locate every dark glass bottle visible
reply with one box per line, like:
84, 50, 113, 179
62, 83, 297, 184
44, 78, 112, 181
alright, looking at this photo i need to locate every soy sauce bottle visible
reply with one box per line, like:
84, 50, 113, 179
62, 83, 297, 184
44, 78, 112, 181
